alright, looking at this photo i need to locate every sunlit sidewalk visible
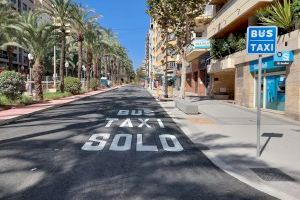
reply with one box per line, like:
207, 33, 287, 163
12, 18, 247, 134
0, 86, 122, 125
147, 87, 300, 200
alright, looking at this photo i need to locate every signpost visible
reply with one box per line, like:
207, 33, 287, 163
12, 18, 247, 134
246, 26, 278, 157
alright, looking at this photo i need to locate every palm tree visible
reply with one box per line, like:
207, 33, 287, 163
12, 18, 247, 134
258, 0, 295, 33
41, 0, 74, 92
84, 22, 97, 90
4, 11, 55, 101
70, 4, 98, 79
0, 0, 19, 71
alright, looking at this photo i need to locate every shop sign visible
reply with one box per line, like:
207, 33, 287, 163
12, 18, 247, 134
187, 38, 211, 54
274, 51, 294, 66
250, 51, 293, 73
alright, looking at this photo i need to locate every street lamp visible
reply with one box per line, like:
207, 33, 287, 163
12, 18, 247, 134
65, 61, 69, 77
82, 65, 86, 80
28, 53, 34, 96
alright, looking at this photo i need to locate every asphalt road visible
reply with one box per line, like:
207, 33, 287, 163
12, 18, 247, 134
0, 85, 276, 200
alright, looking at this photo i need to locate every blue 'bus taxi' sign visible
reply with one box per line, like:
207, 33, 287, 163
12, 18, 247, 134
247, 26, 278, 55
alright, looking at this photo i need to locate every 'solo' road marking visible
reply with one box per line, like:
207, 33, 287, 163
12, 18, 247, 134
81, 133, 184, 152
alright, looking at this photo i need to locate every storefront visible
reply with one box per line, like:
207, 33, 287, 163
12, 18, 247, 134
250, 51, 294, 112
185, 53, 210, 96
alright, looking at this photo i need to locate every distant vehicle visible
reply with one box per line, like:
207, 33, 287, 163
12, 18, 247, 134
100, 77, 111, 87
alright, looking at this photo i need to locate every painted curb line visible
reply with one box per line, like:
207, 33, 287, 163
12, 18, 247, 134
0, 86, 122, 126
146, 88, 298, 200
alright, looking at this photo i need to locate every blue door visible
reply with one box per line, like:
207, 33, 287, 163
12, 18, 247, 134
266, 75, 285, 111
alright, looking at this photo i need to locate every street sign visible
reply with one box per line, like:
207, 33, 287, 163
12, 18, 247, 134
247, 26, 277, 55
246, 26, 278, 157
274, 51, 294, 66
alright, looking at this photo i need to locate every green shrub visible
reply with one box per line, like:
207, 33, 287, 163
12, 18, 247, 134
20, 94, 35, 105
0, 71, 26, 100
210, 33, 246, 59
64, 77, 81, 95
90, 78, 98, 91
44, 92, 72, 101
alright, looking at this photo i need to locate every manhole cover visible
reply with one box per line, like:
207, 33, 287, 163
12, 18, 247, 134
250, 168, 295, 182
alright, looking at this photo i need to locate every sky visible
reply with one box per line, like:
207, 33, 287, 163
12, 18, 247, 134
74, 0, 150, 70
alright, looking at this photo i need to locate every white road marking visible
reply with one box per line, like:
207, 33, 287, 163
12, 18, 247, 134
136, 134, 158, 152
105, 118, 119, 127
120, 118, 133, 128
131, 110, 143, 116
138, 119, 151, 128
109, 134, 132, 151
81, 134, 110, 151
117, 110, 129, 116
159, 134, 184, 152
157, 119, 165, 128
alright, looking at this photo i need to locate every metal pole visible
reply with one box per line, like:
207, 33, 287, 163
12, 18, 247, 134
54, 45, 57, 90
257, 54, 262, 157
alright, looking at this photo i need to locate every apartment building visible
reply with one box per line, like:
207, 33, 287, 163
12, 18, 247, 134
147, 19, 178, 89
206, 0, 300, 119
0, 0, 35, 73
184, 5, 214, 96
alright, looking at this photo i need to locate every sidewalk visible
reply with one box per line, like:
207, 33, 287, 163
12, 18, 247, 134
0, 86, 122, 125
148, 88, 300, 200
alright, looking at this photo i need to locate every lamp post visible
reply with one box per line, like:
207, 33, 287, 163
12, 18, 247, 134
53, 45, 57, 90
28, 53, 34, 96
65, 61, 69, 77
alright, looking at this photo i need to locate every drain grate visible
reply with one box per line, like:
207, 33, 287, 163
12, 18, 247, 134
250, 168, 295, 182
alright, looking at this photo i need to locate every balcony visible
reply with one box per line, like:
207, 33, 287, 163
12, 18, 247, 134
207, 55, 235, 74
207, 0, 273, 38
195, 5, 214, 26
186, 38, 210, 62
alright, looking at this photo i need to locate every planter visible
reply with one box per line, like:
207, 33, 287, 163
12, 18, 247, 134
214, 94, 230, 100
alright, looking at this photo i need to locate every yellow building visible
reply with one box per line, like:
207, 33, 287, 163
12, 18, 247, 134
148, 19, 178, 88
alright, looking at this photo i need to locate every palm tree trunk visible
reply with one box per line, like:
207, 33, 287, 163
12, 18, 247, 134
59, 33, 66, 92
7, 46, 13, 71
86, 49, 93, 90
32, 58, 43, 101
92, 57, 97, 79
77, 38, 83, 79
96, 58, 100, 79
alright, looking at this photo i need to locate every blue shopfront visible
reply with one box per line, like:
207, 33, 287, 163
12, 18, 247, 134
250, 51, 294, 111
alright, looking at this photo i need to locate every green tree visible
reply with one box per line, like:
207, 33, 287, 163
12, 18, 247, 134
41, 0, 74, 92
70, 4, 99, 79
84, 21, 97, 90
4, 11, 55, 101
147, 0, 207, 99
258, 0, 295, 33
0, 0, 19, 71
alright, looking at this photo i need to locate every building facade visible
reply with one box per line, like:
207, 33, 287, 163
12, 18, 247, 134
147, 19, 178, 90
0, 0, 36, 73
205, 0, 300, 119
184, 4, 214, 96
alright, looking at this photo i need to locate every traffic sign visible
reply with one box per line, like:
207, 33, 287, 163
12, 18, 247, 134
247, 26, 278, 55
246, 26, 278, 157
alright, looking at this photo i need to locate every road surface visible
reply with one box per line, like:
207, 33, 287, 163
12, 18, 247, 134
0, 85, 276, 200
